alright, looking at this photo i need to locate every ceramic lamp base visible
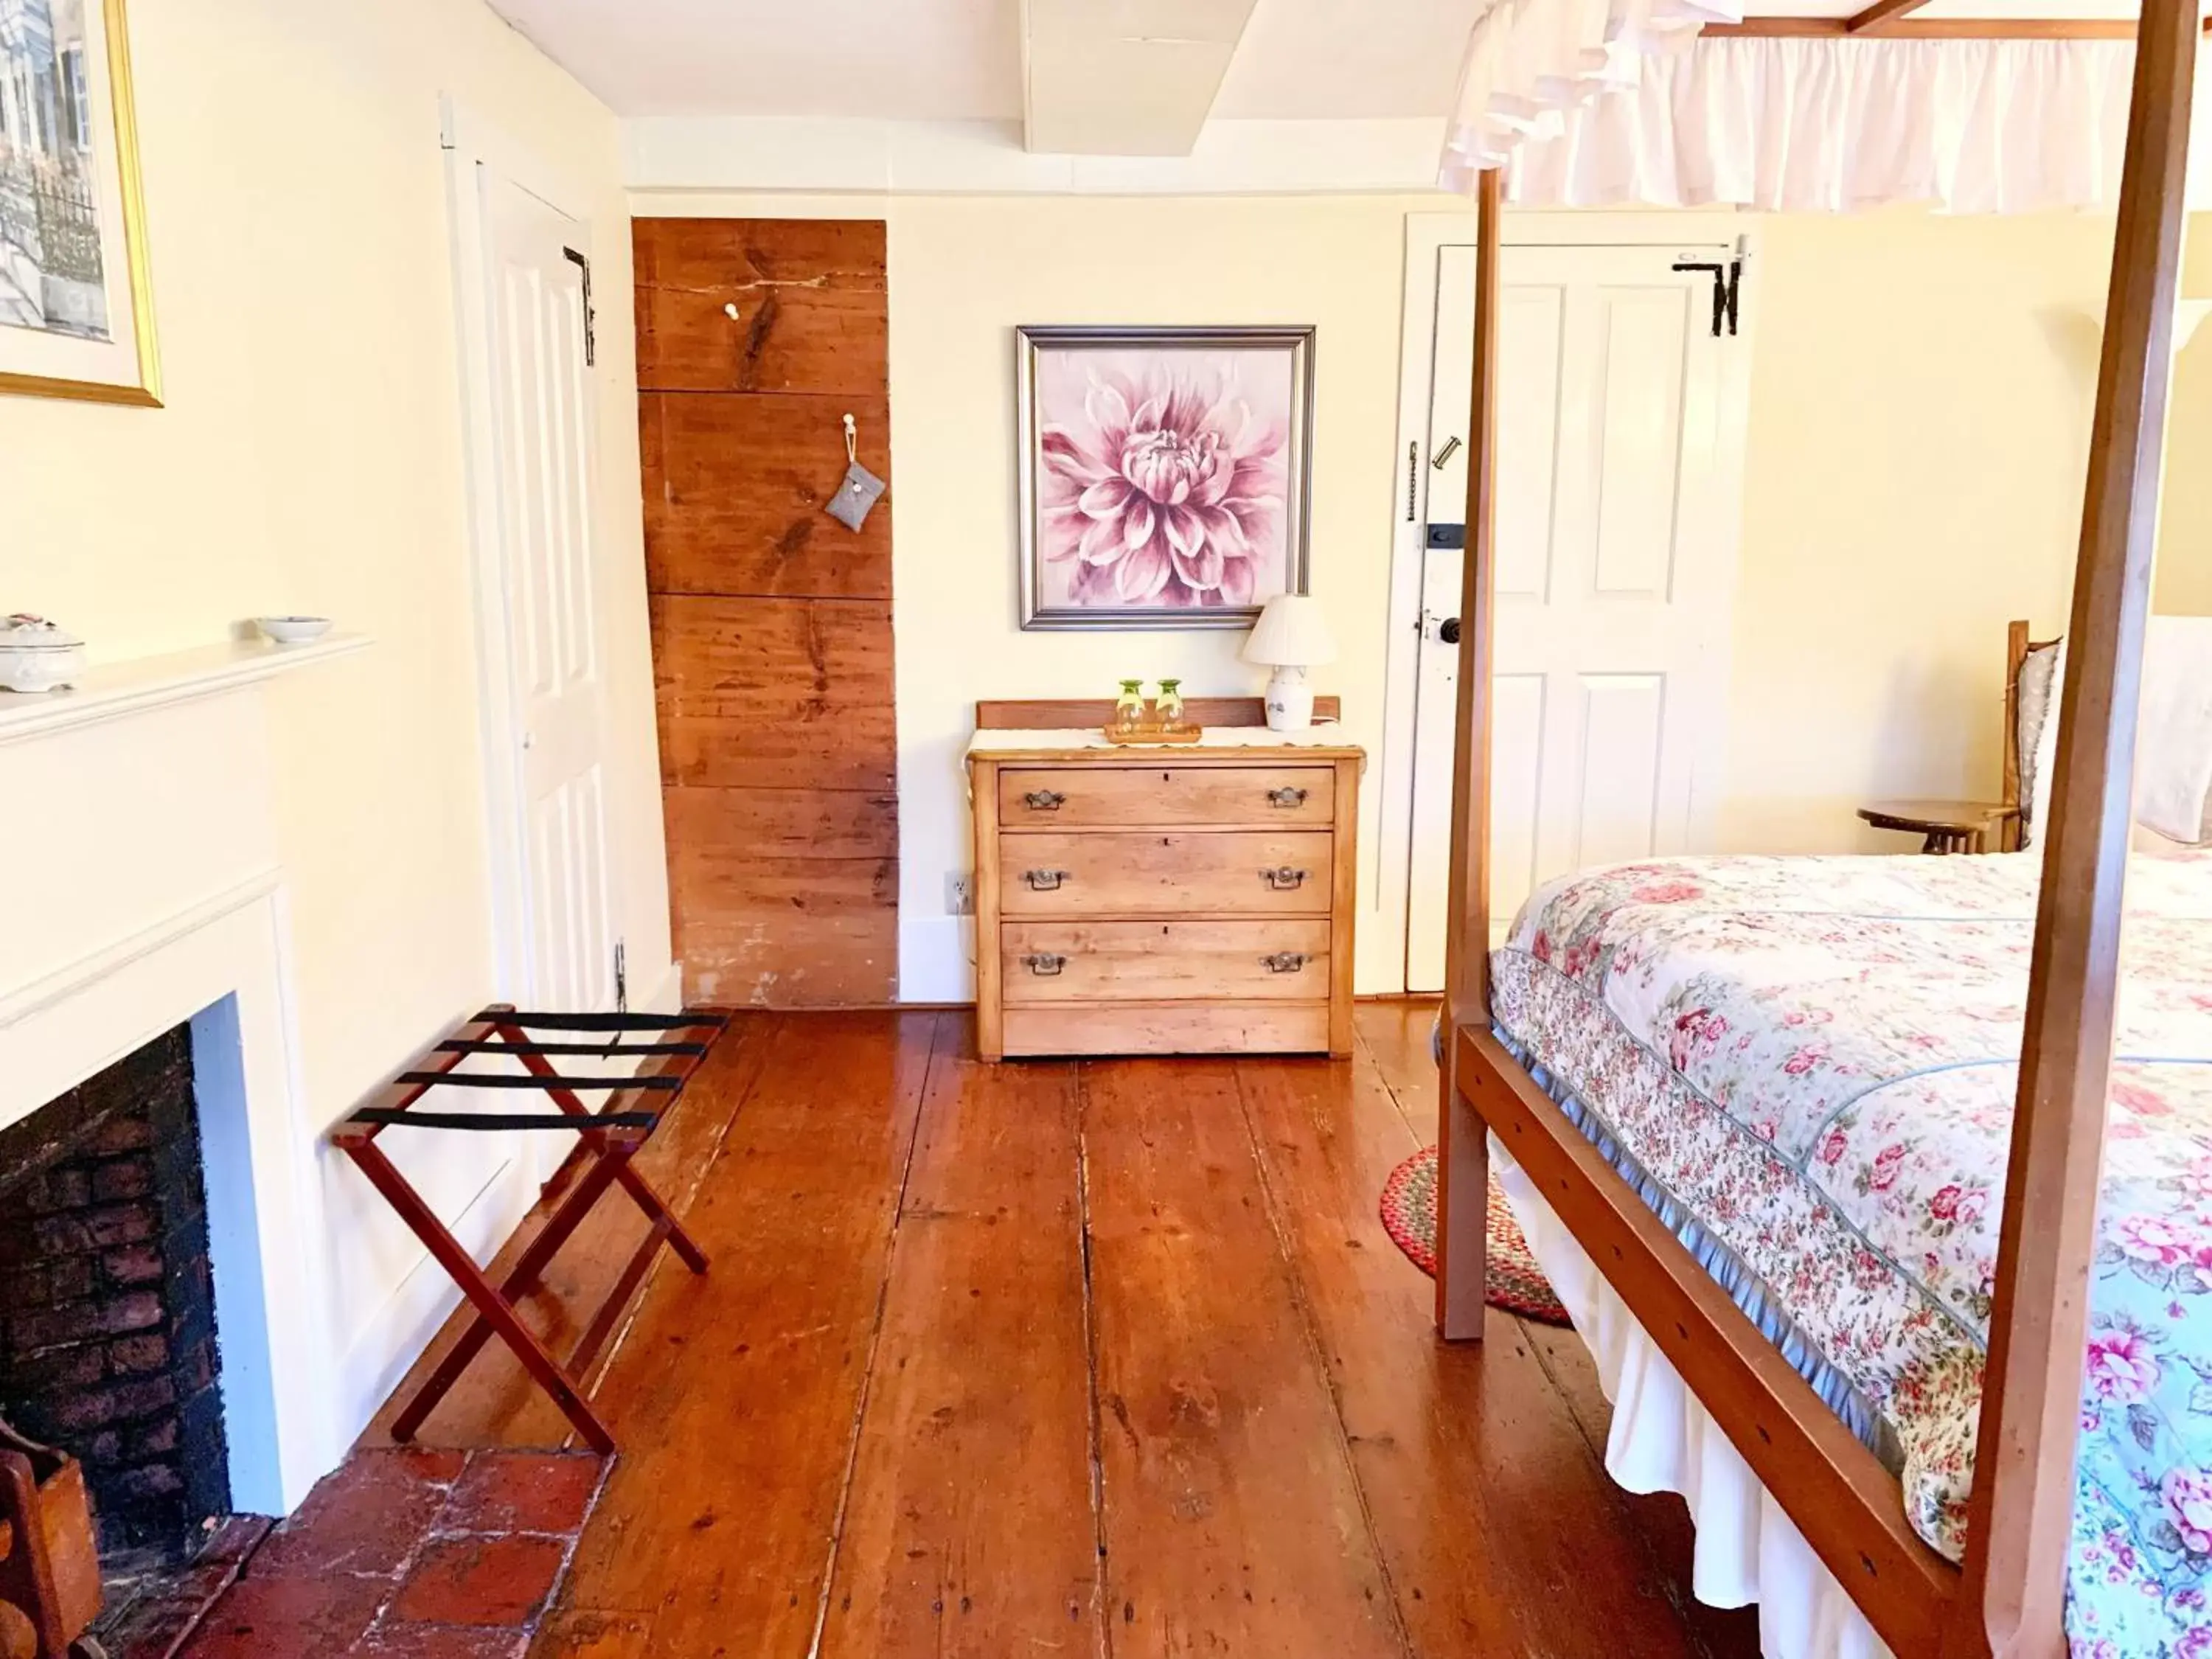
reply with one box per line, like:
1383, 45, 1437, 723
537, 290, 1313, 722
1263, 667, 1314, 732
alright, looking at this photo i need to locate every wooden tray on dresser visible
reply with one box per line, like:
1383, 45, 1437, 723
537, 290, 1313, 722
967, 698, 1360, 1061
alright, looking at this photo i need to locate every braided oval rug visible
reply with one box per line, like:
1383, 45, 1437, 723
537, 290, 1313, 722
1379, 1147, 1570, 1326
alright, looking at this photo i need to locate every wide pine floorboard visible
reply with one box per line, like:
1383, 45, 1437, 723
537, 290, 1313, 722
379, 1004, 1756, 1657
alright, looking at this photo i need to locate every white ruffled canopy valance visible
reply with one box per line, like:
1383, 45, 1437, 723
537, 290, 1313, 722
1441, 2, 2212, 213
1440, 0, 1745, 186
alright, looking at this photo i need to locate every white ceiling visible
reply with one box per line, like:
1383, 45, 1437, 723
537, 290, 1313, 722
485, 0, 1492, 125
490, 0, 2159, 164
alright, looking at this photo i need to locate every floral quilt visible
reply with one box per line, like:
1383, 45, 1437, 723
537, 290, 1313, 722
1489, 848, 2212, 1656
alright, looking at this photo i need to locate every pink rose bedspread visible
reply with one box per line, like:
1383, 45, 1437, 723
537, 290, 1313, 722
1489, 848, 2212, 1655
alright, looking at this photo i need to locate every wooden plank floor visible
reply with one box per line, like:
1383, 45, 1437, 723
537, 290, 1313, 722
370, 1004, 1759, 1657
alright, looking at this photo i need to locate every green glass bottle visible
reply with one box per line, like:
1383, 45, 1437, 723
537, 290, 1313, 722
1111, 679, 1147, 737
1155, 678, 1188, 735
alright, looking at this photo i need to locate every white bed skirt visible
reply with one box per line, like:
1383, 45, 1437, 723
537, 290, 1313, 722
1488, 1133, 1895, 1659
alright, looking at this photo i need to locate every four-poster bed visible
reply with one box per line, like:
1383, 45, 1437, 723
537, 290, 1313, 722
1430, 0, 2202, 1652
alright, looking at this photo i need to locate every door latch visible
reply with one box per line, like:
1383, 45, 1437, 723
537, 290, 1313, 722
1430, 435, 1463, 469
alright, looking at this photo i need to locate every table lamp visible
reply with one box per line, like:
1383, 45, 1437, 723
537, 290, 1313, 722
1242, 594, 1338, 732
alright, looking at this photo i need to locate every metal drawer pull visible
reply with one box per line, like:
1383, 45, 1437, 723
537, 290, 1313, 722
1023, 790, 1066, 811
1261, 866, 1310, 891
1262, 952, 1310, 974
1023, 953, 1067, 976
1023, 869, 1071, 891
1267, 787, 1310, 808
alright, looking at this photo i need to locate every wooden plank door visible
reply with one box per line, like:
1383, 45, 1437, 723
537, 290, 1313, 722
637, 219, 897, 1006
1406, 243, 1740, 992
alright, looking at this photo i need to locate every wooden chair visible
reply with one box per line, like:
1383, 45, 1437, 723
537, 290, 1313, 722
0, 1416, 102, 1659
1999, 619, 2064, 852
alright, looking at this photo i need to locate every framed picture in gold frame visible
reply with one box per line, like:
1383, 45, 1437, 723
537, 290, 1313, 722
0, 0, 159, 406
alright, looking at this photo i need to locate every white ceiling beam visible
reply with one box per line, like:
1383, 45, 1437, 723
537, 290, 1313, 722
1023, 0, 1262, 156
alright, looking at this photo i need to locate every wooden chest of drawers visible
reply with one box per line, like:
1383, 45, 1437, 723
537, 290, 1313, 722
969, 723, 1362, 1060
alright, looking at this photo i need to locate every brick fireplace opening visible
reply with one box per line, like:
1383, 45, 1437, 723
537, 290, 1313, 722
0, 1024, 232, 1567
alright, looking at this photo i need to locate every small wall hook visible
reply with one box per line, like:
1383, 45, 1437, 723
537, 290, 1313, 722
843, 411, 858, 465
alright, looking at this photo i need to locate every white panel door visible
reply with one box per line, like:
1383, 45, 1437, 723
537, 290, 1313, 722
1407, 244, 1734, 993
482, 173, 616, 1014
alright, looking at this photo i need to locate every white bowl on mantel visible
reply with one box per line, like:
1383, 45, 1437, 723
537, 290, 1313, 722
256, 616, 333, 646
0, 616, 86, 694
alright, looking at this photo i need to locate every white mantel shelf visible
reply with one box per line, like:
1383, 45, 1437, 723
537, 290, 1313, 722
0, 633, 371, 748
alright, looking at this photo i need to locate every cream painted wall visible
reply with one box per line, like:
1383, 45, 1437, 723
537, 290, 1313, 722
630, 188, 2205, 999
1725, 210, 2212, 852
4, 0, 664, 1455
1722, 210, 2115, 852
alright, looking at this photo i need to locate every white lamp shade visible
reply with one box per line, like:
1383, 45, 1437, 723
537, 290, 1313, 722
1242, 594, 1338, 667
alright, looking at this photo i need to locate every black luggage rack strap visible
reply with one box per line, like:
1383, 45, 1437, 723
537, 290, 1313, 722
333, 1005, 729, 1142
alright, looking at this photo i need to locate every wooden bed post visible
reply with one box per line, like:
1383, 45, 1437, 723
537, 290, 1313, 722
1949, 0, 2197, 1650
1435, 165, 1503, 1342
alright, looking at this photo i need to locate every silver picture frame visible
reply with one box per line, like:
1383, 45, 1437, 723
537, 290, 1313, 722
1015, 324, 1316, 632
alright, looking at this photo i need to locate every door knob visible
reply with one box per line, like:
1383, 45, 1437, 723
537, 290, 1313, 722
1439, 616, 1462, 646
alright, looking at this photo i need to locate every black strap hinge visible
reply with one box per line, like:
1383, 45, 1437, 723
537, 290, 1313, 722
563, 246, 597, 366
1672, 257, 1743, 338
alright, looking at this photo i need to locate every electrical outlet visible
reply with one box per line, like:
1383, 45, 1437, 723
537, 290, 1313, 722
946, 872, 975, 916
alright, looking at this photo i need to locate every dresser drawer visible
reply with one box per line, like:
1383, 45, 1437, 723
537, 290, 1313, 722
1001, 1001, 1331, 1057
997, 830, 1332, 918
998, 765, 1335, 830
1000, 919, 1331, 1004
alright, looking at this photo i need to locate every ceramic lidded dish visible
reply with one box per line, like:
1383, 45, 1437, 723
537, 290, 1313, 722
0, 615, 86, 694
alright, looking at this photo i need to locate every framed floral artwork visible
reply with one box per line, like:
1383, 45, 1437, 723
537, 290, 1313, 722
1016, 324, 1314, 630
0, 0, 161, 406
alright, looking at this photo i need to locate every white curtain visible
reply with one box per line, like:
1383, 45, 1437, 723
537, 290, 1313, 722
1439, 0, 1747, 189
1508, 35, 2159, 212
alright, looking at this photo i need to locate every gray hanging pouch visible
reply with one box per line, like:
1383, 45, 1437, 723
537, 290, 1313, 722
826, 414, 885, 531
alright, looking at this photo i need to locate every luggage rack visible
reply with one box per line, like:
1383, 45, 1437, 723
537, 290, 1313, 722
333, 1004, 731, 1454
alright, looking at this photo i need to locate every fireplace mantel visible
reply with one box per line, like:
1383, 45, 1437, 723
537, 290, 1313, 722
0, 634, 372, 1514
0, 633, 370, 749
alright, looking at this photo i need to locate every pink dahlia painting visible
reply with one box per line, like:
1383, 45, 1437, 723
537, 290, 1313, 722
1017, 326, 1314, 630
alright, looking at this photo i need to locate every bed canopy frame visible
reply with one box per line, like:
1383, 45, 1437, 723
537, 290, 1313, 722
1431, 0, 2199, 1651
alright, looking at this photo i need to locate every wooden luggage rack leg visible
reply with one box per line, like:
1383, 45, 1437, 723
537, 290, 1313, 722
333, 1006, 730, 1455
